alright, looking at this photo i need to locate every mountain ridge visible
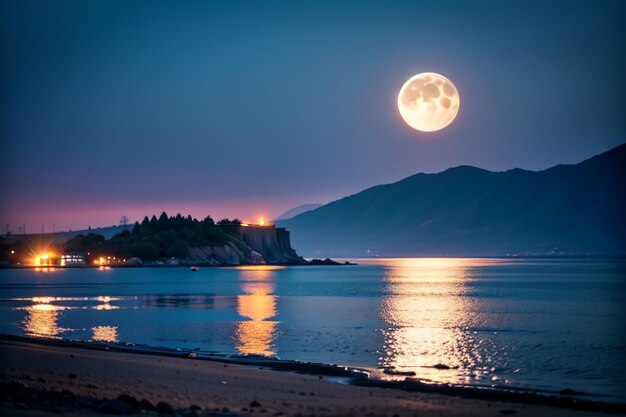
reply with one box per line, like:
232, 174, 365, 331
278, 144, 626, 257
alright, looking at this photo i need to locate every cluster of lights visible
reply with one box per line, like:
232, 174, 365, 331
93, 256, 126, 267
30, 252, 126, 269
241, 218, 270, 227
34, 253, 53, 267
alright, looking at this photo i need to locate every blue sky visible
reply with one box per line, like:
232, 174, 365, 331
1, 0, 624, 230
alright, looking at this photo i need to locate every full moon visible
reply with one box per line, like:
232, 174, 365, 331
397, 72, 460, 132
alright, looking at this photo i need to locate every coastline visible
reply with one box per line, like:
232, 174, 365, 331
0, 260, 356, 270
0, 258, 358, 270
1, 335, 624, 416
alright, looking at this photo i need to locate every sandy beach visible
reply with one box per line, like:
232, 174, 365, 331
0, 337, 620, 417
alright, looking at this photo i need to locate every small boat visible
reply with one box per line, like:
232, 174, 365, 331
190, 266, 199, 272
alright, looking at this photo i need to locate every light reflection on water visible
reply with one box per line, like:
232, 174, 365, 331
378, 258, 508, 384
22, 302, 66, 338
1, 259, 625, 401
18, 296, 122, 338
92, 325, 118, 342
233, 266, 282, 356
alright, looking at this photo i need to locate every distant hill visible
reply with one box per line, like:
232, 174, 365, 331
3, 225, 132, 245
1, 214, 304, 266
52, 225, 133, 242
278, 144, 626, 257
274, 204, 322, 221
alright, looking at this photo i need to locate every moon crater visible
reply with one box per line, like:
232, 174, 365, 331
398, 72, 460, 132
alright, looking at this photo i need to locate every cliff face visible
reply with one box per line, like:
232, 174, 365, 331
186, 223, 303, 265
235, 225, 303, 264
187, 242, 264, 265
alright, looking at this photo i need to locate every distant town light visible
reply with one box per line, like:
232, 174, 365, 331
34, 253, 53, 267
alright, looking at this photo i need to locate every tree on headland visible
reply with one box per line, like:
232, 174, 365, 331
102, 212, 234, 262
65, 234, 105, 253
165, 240, 189, 259
217, 218, 241, 225
129, 241, 159, 261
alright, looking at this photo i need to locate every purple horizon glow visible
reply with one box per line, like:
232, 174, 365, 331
1, 1, 624, 233
1, 197, 332, 233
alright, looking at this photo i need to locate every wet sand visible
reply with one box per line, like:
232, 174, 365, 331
0, 338, 619, 417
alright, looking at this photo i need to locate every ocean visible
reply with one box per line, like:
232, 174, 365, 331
0, 258, 624, 402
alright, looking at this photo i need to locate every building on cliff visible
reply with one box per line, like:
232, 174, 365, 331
218, 223, 303, 264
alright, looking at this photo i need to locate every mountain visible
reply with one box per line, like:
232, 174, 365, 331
277, 144, 626, 257
274, 204, 323, 221
3, 225, 132, 245
52, 225, 133, 242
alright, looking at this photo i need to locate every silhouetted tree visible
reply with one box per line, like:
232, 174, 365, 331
166, 240, 189, 259
65, 234, 105, 252
130, 241, 159, 260
93, 212, 237, 261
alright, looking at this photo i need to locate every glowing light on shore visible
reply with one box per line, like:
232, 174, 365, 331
34, 253, 54, 267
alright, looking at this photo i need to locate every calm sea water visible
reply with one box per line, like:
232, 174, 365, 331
0, 258, 624, 401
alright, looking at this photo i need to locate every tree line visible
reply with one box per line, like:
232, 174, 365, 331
65, 212, 243, 261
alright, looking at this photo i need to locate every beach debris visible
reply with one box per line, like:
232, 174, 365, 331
138, 398, 156, 411
221, 380, 227, 384
156, 401, 176, 415
560, 388, 585, 396
188, 351, 197, 358
117, 394, 138, 411
250, 400, 261, 407
383, 368, 416, 376
100, 398, 133, 415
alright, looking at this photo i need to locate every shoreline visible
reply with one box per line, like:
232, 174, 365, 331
0, 260, 357, 270
3, 255, 626, 270
1, 334, 624, 416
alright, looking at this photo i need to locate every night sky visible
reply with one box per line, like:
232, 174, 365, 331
1, 0, 625, 231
